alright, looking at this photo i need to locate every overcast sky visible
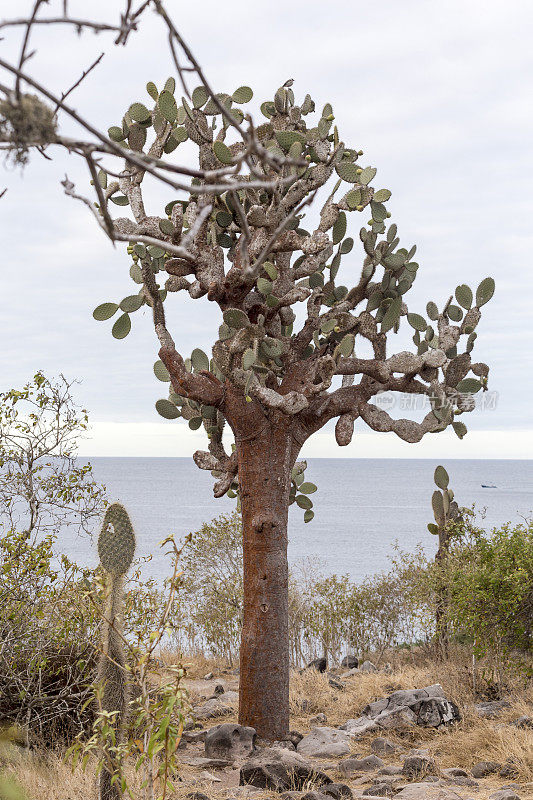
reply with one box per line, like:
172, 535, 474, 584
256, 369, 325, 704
1, 0, 532, 458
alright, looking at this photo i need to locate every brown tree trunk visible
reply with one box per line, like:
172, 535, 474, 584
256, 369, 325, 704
235, 419, 294, 741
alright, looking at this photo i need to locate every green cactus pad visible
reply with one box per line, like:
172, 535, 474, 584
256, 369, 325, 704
98, 503, 136, 575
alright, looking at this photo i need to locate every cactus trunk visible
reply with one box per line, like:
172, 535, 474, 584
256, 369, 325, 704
236, 421, 294, 741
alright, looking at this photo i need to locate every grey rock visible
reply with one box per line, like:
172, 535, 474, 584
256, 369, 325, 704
341, 655, 359, 669
321, 783, 353, 799
181, 756, 233, 767
474, 700, 511, 718
441, 768, 468, 778
362, 786, 395, 797
339, 755, 384, 774
194, 698, 234, 720
307, 657, 327, 673
489, 792, 521, 800
360, 661, 377, 673
205, 723, 256, 761
341, 668, 360, 678
328, 676, 346, 691
213, 683, 225, 696
371, 738, 402, 755
340, 684, 460, 736
204, 672, 214, 680
186, 793, 211, 800
379, 766, 403, 776
471, 761, 501, 778
310, 714, 327, 725
499, 762, 520, 779
273, 739, 296, 751
182, 729, 208, 744
297, 727, 351, 758
395, 785, 463, 799
401, 756, 437, 778
240, 747, 332, 791
510, 715, 533, 729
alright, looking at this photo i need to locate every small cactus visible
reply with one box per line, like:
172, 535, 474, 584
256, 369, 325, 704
428, 466, 460, 536
97, 503, 136, 800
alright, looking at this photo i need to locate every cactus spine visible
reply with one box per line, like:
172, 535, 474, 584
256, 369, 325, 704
97, 503, 136, 800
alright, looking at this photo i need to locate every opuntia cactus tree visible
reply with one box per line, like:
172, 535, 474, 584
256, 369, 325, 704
97, 503, 136, 800
428, 466, 462, 657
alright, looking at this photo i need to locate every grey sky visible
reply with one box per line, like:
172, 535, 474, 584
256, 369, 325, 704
1, 0, 532, 457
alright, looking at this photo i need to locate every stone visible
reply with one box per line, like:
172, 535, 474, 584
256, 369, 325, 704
186, 793, 211, 800
340, 684, 460, 736
499, 762, 520, 779
341, 655, 359, 669
181, 756, 233, 768
289, 730, 304, 746
205, 723, 256, 761
204, 672, 214, 680
297, 727, 351, 758
339, 755, 384, 774
362, 786, 395, 797
213, 683, 225, 696
370, 738, 401, 755
395, 785, 463, 800
474, 700, 511, 718
310, 714, 327, 725
240, 747, 332, 791
182, 729, 208, 743
489, 792, 521, 800
441, 768, 468, 778
307, 657, 327, 673
273, 740, 296, 751
328, 676, 346, 691
322, 783, 353, 799
378, 766, 403, 776
194, 698, 234, 720
360, 661, 377, 673
471, 761, 501, 778
510, 715, 533, 728
341, 669, 360, 678
401, 756, 437, 778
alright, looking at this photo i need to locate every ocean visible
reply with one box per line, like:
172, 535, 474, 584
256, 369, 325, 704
60, 458, 533, 584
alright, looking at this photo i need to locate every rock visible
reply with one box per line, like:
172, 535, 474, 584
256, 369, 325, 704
510, 715, 533, 728
307, 657, 327, 673
340, 684, 460, 736
489, 792, 521, 800
401, 756, 437, 778
474, 700, 511, 718
297, 727, 351, 758
273, 740, 296, 751
182, 729, 208, 744
204, 723, 256, 761
341, 655, 359, 669
181, 756, 233, 768
371, 738, 401, 755
322, 783, 353, 799
194, 698, 234, 720
362, 786, 395, 797
204, 672, 214, 680
339, 755, 384, 774
328, 676, 346, 691
499, 762, 520, 779
360, 661, 377, 673
441, 768, 468, 778
341, 668, 360, 678
379, 766, 403, 776
289, 730, 304, 746
240, 747, 332, 791
395, 785, 463, 799
471, 761, 501, 778
310, 714, 327, 725
186, 793, 211, 800
213, 683, 225, 696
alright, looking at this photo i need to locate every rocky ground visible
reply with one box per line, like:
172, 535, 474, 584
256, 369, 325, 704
3, 655, 532, 800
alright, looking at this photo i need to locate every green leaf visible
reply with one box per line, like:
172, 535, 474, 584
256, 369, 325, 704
112, 313, 131, 339
213, 141, 233, 165
129, 264, 143, 283
381, 296, 402, 333
188, 416, 203, 430
345, 189, 362, 210
426, 301, 439, 320
263, 262, 278, 280
164, 77, 176, 93
223, 308, 249, 329
159, 218, 174, 236
432, 490, 445, 526
110, 195, 129, 206
455, 284, 473, 309
274, 130, 306, 151
452, 420, 467, 439
359, 166, 377, 185
108, 126, 125, 142
242, 349, 255, 369
158, 90, 177, 123
216, 211, 233, 228
257, 277, 272, 295
370, 201, 387, 223
434, 465, 449, 490
232, 85, 253, 104
447, 304, 463, 322
93, 302, 118, 321
191, 348, 210, 372
129, 102, 151, 123
427, 523, 439, 535
296, 494, 313, 509
338, 333, 355, 356
299, 482, 317, 494
456, 377, 482, 393
476, 277, 495, 307
332, 212, 347, 245
373, 188, 391, 202
153, 360, 170, 382
407, 312, 427, 331
119, 295, 143, 313
155, 399, 180, 420
304, 509, 315, 523
146, 81, 158, 101
335, 161, 360, 183
192, 85, 208, 108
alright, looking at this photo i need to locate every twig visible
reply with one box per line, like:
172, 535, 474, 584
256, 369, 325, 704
53, 52, 104, 113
